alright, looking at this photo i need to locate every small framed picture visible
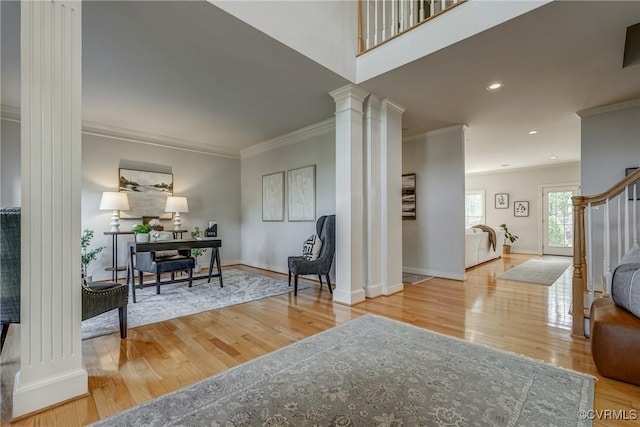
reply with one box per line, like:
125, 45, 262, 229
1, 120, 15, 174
514, 201, 529, 217
495, 193, 509, 209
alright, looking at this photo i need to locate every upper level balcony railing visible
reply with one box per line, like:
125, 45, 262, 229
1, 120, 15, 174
359, 0, 466, 53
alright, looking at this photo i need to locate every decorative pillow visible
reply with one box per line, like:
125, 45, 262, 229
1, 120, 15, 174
611, 246, 640, 317
302, 234, 323, 261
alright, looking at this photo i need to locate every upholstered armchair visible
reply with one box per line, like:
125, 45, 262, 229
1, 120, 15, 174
1, 207, 20, 351
288, 215, 336, 296
82, 279, 128, 339
1, 207, 128, 349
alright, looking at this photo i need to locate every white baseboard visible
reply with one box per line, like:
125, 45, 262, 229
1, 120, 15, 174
403, 266, 465, 281
511, 249, 541, 255
384, 282, 404, 295
13, 368, 88, 418
365, 283, 383, 298
333, 287, 366, 306
240, 260, 288, 276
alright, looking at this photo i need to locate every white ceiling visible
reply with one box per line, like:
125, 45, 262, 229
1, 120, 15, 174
360, 0, 640, 173
2, 1, 639, 171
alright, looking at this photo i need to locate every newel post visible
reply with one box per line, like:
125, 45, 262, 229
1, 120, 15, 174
572, 196, 586, 337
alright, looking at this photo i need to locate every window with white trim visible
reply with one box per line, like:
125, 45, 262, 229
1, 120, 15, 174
465, 189, 485, 228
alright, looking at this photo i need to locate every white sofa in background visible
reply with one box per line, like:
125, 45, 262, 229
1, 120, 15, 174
465, 227, 505, 268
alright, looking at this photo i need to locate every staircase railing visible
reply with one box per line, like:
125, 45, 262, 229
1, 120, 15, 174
572, 168, 640, 337
358, 0, 466, 53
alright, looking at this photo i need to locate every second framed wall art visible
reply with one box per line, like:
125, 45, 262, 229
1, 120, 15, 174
288, 165, 316, 222
514, 201, 529, 217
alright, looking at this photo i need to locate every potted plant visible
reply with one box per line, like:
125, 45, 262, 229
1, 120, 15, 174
499, 223, 518, 254
132, 223, 153, 243
191, 227, 207, 272
81, 229, 104, 282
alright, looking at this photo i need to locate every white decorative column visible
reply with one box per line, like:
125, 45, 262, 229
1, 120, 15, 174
364, 96, 383, 298
380, 100, 405, 295
14, 0, 87, 418
330, 84, 369, 305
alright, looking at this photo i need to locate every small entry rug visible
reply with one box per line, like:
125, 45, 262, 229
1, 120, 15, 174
402, 272, 433, 284
90, 314, 594, 427
497, 258, 572, 286
81, 269, 310, 340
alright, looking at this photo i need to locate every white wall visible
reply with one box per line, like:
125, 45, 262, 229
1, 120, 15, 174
211, 0, 357, 82
465, 163, 580, 254
1, 119, 20, 207
402, 126, 466, 280
82, 134, 241, 280
241, 130, 335, 275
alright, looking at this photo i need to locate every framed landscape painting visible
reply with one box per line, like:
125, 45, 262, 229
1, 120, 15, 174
119, 169, 173, 219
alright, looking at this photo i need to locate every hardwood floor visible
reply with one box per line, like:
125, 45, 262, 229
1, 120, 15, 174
1, 254, 639, 426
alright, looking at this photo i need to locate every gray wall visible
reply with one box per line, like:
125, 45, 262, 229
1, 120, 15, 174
581, 105, 640, 195
1, 120, 21, 207
580, 104, 640, 290
402, 126, 466, 280
241, 131, 335, 275
82, 134, 241, 280
465, 163, 580, 254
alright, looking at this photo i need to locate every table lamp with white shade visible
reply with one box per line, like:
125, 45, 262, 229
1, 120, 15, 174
165, 196, 188, 230
99, 192, 130, 232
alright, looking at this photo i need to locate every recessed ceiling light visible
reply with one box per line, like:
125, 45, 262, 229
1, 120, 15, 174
501, 164, 510, 167
487, 82, 503, 91
550, 156, 558, 160
528, 130, 538, 135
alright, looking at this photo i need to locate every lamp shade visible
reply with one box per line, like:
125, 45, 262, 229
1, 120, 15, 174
165, 196, 188, 213
99, 192, 129, 211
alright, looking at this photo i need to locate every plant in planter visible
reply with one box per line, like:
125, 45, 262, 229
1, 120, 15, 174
191, 227, 207, 272
132, 223, 153, 243
499, 223, 519, 254
81, 229, 105, 281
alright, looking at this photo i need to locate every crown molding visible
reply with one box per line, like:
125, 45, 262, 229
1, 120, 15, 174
576, 99, 640, 118
403, 124, 467, 142
465, 161, 580, 176
1, 104, 241, 159
240, 117, 335, 159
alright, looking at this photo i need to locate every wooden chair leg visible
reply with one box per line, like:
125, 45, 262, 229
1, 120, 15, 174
294, 274, 299, 296
118, 307, 127, 339
156, 273, 161, 294
188, 268, 193, 287
326, 274, 333, 294
318, 275, 323, 290
288, 270, 291, 287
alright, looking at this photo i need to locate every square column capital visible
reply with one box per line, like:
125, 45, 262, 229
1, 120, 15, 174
329, 84, 369, 114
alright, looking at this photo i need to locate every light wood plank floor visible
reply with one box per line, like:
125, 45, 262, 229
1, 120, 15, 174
2, 254, 639, 426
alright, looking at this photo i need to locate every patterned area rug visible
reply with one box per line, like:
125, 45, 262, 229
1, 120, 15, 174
402, 272, 434, 284
90, 314, 594, 427
81, 269, 310, 340
497, 258, 572, 286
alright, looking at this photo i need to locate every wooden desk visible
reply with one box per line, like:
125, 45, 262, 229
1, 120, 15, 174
129, 239, 223, 296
